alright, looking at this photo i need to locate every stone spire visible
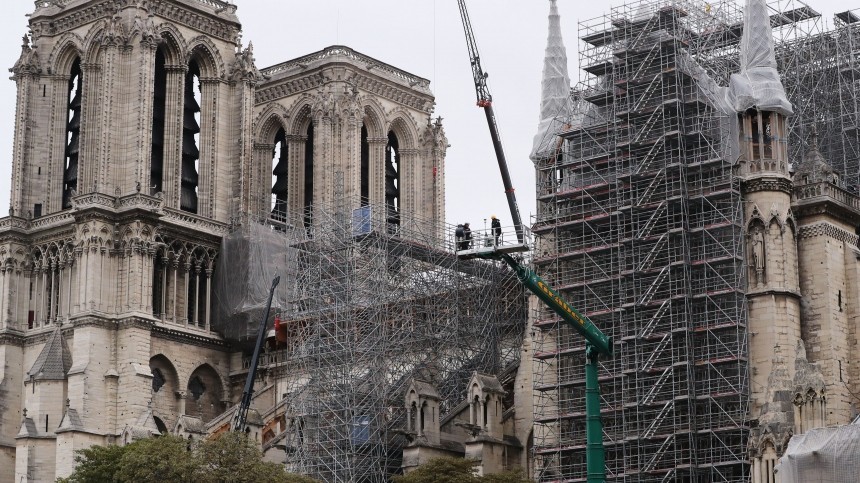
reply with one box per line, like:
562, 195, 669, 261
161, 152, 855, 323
726, 0, 792, 115
530, 0, 572, 162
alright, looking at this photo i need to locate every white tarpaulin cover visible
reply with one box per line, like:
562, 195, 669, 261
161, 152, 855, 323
775, 421, 860, 483
530, 0, 573, 161
724, 0, 793, 115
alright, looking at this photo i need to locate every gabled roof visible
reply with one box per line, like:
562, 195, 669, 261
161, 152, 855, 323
27, 325, 72, 381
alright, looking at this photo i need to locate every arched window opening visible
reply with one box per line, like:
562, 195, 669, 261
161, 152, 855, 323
271, 128, 288, 220
763, 113, 773, 159
483, 398, 488, 428
152, 367, 165, 392
385, 131, 400, 232
182, 260, 207, 329
153, 416, 168, 435
361, 125, 370, 205
303, 123, 314, 229
62, 59, 82, 209
181, 60, 201, 213
151, 48, 167, 195
188, 375, 205, 401
152, 257, 164, 318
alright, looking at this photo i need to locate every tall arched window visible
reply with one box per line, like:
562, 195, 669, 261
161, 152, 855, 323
271, 128, 288, 219
360, 125, 369, 206
385, 131, 400, 230
303, 123, 314, 229
62, 59, 82, 209
151, 48, 167, 194
181, 60, 201, 213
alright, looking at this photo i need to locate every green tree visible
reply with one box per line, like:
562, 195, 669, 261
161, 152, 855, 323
58, 433, 318, 483
193, 431, 317, 483
393, 457, 530, 483
57, 443, 129, 483
116, 435, 197, 483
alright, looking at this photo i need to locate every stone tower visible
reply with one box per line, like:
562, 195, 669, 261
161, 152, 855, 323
0, 1, 445, 481
731, 0, 801, 416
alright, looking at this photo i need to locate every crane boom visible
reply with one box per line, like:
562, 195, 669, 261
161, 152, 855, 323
232, 275, 280, 433
456, 0, 525, 244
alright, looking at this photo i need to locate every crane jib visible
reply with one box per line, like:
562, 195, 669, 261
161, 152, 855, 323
523, 271, 612, 356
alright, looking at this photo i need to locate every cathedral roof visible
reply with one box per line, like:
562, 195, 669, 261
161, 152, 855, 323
725, 0, 792, 115
530, 0, 573, 161
27, 325, 72, 381
17, 417, 38, 438
57, 407, 85, 433
470, 372, 505, 395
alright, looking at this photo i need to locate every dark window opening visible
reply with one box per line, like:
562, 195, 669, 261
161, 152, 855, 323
180, 61, 201, 213
33, 204, 42, 218
187, 268, 197, 325
153, 416, 168, 434
839, 290, 843, 312
271, 128, 288, 220
385, 131, 400, 232
152, 260, 163, 317
763, 113, 773, 158
483, 399, 488, 427
152, 367, 165, 392
197, 272, 206, 327
188, 375, 205, 400
62, 59, 82, 209
360, 125, 370, 206
749, 109, 761, 161
151, 48, 167, 194
303, 123, 314, 230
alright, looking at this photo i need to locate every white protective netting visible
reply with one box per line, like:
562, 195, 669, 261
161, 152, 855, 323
775, 422, 860, 483
724, 0, 793, 115
530, 0, 573, 161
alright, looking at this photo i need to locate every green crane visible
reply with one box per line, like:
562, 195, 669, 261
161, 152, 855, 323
460, 240, 612, 482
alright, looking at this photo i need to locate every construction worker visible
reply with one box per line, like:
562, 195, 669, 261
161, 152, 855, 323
491, 215, 501, 246
463, 223, 472, 249
455, 223, 465, 250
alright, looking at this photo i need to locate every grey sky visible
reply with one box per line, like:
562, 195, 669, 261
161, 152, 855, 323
0, 0, 850, 231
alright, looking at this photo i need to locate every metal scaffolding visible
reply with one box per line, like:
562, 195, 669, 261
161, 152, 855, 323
531, 0, 770, 480
231, 196, 527, 482
532, 0, 860, 480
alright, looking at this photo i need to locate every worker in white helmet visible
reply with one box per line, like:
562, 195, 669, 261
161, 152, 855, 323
491, 215, 501, 246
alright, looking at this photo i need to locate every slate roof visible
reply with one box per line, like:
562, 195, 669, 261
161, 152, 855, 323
27, 325, 72, 381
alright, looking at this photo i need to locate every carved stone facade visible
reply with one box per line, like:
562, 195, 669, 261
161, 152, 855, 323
0, 1, 446, 482
744, 119, 860, 482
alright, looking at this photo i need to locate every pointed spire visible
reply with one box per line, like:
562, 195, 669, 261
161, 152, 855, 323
27, 325, 72, 381
530, 0, 573, 161
725, 0, 792, 115
740, 0, 777, 72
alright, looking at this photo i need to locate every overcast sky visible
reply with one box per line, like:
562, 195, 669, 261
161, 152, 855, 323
0, 0, 850, 233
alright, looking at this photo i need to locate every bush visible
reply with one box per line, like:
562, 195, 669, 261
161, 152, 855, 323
58, 433, 318, 483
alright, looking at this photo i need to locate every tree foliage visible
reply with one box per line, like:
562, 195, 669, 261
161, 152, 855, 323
393, 457, 530, 483
58, 433, 318, 483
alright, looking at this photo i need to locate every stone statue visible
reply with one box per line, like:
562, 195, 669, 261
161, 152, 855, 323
751, 228, 766, 285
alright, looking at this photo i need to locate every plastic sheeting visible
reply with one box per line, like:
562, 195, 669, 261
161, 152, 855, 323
530, 0, 573, 161
724, 0, 793, 115
211, 222, 302, 344
775, 422, 860, 482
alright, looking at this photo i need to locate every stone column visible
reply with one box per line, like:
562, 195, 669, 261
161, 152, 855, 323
286, 135, 306, 226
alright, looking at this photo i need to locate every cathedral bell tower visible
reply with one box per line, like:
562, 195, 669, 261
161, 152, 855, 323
731, 0, 801, 417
